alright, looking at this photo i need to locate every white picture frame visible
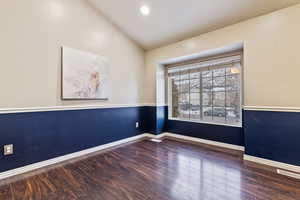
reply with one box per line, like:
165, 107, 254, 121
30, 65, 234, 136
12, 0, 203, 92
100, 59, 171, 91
61, 46, 109, 100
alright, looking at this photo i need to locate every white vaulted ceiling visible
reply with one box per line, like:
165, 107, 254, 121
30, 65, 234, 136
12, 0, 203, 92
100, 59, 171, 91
88, 0, 300, 50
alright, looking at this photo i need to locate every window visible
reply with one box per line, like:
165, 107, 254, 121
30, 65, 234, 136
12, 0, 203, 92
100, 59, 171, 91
167, 54, 242, 126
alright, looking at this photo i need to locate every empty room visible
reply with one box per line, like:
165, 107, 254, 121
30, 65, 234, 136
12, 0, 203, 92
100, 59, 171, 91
1, 0, 300, 199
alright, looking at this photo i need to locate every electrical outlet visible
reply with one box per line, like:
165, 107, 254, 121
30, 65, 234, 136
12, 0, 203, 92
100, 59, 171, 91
136, 122, 139, 128
4, 144, 13, 155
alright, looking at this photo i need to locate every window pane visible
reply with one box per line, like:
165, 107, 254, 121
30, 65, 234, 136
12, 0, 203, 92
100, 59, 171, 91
180, 72, 189, 80
190, 99, 200, 120
202, 92, 212, 106
171, 81, 180, 118
213, 76, 225, 87
190, 79, 200, 93
213, 68, 225, 76
202, 77, 212, 92
213, 76, 225, 92
213, 107, 226, 123
226, 90, 240, 125
172, 104, 179, 118
226, 91, 240, 107
213, 92, 225, 107
190, 71, 200, 79
226, 67, 241, 75
175, 80, 182, 93
226, 107, 241, 124
172, 80, 180, 94
226, 63, 241, 75
179, 80, 189, 93
190, 93, 200, 100
179, 93, 189, 103
190, 99, 200, 106
203, 106, 213, 121
226, 75, 240, 91
178, 103, 190, 119
171, 74, 180, 81
202, 71, 212, 78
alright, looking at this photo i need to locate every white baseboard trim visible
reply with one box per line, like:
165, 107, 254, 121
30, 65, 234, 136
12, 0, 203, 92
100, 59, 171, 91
0, 132, 247, 181
244, 155, 300, 174
277, 169, 300, 180
0, 134, 149, 180
146, 133, 168, 139
161, 132, 245, 151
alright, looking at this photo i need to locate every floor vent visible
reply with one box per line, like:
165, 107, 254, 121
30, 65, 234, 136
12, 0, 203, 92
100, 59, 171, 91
149, 138, 162, 143
277, 169, 300, 180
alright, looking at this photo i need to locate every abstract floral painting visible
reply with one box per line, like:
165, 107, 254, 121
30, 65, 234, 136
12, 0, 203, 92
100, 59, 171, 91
62, 46, 109, 100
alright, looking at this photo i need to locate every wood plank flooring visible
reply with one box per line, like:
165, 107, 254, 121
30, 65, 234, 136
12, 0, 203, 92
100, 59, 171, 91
0, 138, 300, 200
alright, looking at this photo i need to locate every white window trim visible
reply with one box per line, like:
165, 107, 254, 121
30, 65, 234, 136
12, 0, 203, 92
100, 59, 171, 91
167, 54, 243, 128
168, 117, 242, 128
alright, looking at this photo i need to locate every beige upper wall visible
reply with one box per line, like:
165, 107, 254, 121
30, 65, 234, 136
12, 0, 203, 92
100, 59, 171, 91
144, 4, 300, 107
1, 1, 299, 109
0, 0, 145, 108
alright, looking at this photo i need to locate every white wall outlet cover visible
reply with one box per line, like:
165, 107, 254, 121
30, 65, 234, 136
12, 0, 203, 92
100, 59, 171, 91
4, 144, 13, 155
136, 122, 139, 128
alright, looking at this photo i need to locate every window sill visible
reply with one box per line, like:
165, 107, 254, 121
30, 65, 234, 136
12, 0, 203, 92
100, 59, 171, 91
168, 117, 242, 128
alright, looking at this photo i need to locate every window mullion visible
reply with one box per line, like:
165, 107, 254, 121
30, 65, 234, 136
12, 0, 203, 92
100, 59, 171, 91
188, 70, 191, 120
211, 69, 214, 122
225, 66, 228, 122
199, 71, 203, 120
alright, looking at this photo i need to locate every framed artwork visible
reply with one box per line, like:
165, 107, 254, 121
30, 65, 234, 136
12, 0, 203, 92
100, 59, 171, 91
62, 46, 109, 100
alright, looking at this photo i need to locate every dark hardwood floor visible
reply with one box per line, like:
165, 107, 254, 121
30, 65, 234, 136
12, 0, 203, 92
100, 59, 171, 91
1, 138, 300, 200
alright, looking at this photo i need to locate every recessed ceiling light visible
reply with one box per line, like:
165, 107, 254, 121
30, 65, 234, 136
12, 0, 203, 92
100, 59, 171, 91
140, 5, 150, 16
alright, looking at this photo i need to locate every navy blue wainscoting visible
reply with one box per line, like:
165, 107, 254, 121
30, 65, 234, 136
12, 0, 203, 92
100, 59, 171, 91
141, 106, 157, 134
0, 107, 144, 173
244, 110, 300, 166
166, 120, 244, 146
141, 106, 168, 135
156, 106, 168, 134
